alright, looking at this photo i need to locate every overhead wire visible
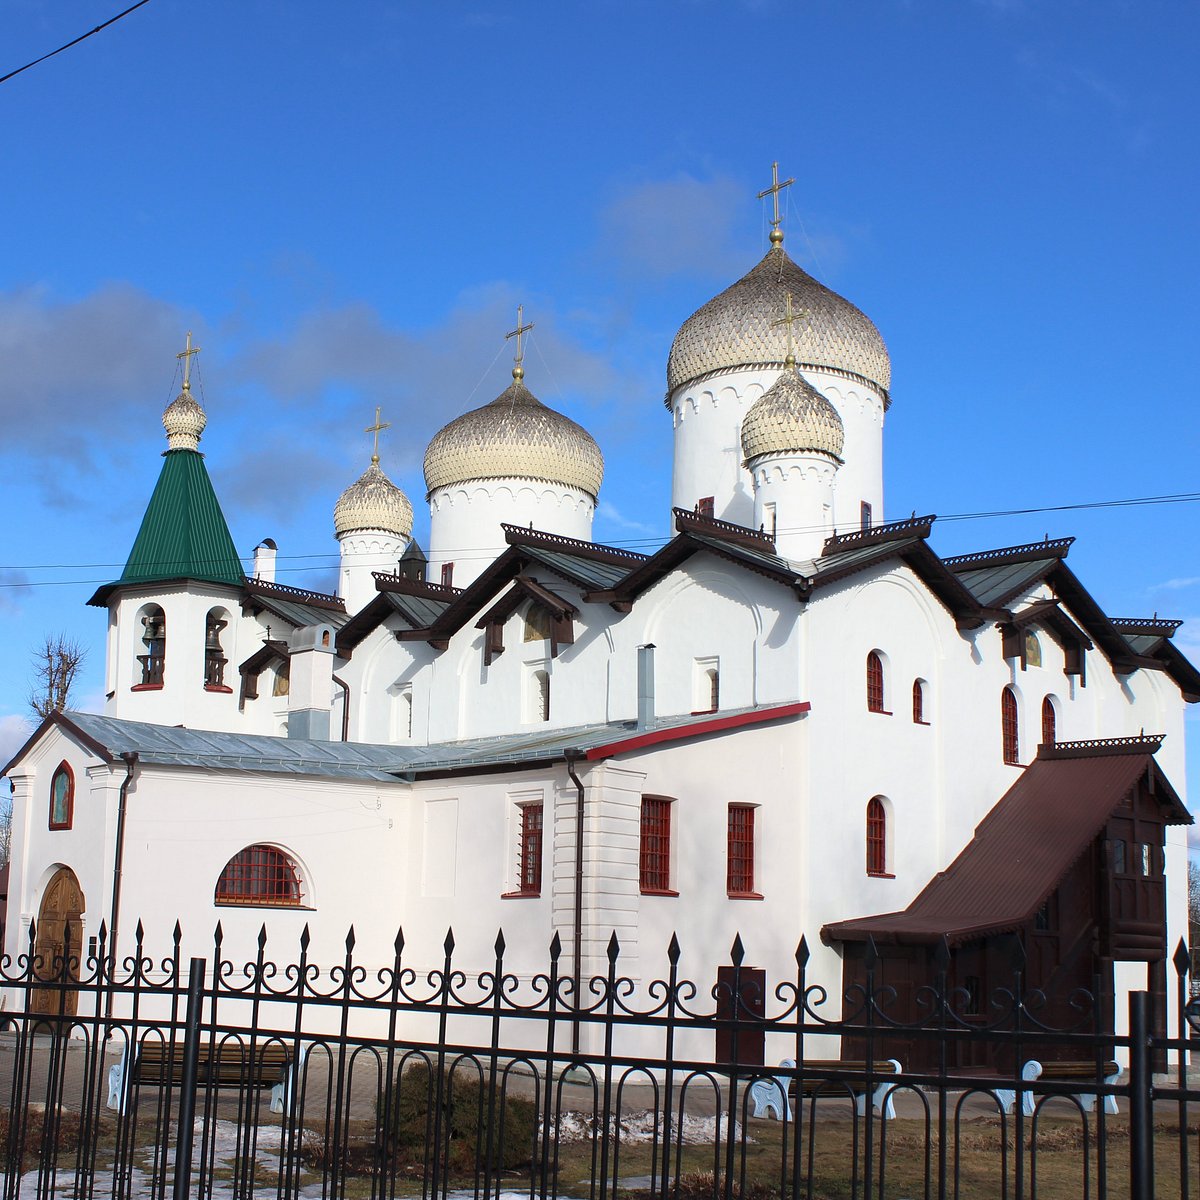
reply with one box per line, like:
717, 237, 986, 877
0, 0, 153, 86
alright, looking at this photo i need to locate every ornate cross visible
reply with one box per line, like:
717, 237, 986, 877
505, 305, 534, 376
366, 406, 390, 464
757, 161, 795, 239
771, 293, 807, 367
176, 331, 201, 389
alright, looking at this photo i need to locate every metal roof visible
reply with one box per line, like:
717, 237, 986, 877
384, 591, 452, 628
953, 558, 1056, 608
521, 545, 631, 590
117, 449, 245, 589
823, 739, 1189, 947
253, 595, 351, 630
37, 702, 807, 783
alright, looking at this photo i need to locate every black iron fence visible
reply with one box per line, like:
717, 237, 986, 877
3, 918, 1200, 1200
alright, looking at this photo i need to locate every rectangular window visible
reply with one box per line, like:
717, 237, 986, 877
727, 804, 757, 896
697, 496, 714, 519
640, 796, 674, 894
762, 502, 777, 538
440, 562, 454, 587
518, 803, 543, 894
860, 501, 872, 530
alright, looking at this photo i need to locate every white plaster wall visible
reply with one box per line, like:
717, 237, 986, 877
338, 529, 408, 615
669, 368, 885, 534
427, 480, 595, 589
751, 452, 838, 562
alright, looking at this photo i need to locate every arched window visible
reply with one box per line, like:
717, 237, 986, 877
912, 679, 927, 724
49, 761, 74, 830
1041, 696, 1057, 747
866, 651, 885, 713
533, 670, 550, 722
136, 606, 166, 688
215, 845, 303, 907
866, 797, 888, 877
1002, 686, 1020, 765
204, 609, 229, 690
706, 668, 720, 712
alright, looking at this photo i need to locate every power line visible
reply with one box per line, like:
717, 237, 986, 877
0, 488, 1195, 590
0, 0, 153, 87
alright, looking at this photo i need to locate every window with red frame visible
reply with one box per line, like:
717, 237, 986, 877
727, 804, 756, 895
912, 679, 927, 724
215, 845, 303, 907
867, 651, 885, 713
1002, 687, 1020, 764
440, 562, 454, 587
518, 803, 543, 894
1041, 696, 1057, 747
866, 797, 887, 876
639, 796, 673, 893
696, 496, 714, 519
49, 762, 73, 830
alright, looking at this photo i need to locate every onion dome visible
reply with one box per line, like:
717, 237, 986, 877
423, 372, 604, 500
666, 246, 890, 402
163, 383, 207, 451
741, 369, 844, 464
334, 460, 414, 538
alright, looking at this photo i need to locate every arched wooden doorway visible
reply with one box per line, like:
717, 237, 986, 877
32, 867, 85, 1017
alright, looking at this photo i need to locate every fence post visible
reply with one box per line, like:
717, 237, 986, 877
1128, 990, 1154, 1200
172, 957, 207, 1200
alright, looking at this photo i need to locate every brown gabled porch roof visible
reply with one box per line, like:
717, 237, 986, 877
821, 736, 1190, 949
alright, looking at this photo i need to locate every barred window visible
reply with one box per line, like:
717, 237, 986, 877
866, 797, 887, 877
727, 804, 756, 896
912, 679, 927, 724
1041, 695, 1057, 747
518, 803, 544, 895
1002, 686, 1020, 764
867, 651, 885, 713
639, 797, 673, 894
215, 845, 304, 907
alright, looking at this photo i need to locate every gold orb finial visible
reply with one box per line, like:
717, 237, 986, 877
512, 363, 525, 381
769, 227, 785, 246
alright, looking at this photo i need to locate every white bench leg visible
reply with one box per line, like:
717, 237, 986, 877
106, 1062, 125, 1113
749, 1077, 789, 1121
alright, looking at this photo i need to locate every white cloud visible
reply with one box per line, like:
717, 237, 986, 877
596, 500, 657, 537
1153, 577, 1200, 592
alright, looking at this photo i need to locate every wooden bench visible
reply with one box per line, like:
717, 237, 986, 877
749, 1057, 903, 1121
994, 1059, 1121, 1116
107, 1039, 296, 1116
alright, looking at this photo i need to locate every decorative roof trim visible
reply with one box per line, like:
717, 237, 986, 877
822, 515, 936, 554
673, 508, 776, 550
1109, 617, 1184, 636
944, 537, 1075, 570
502, 523, 649, 566
244, 578, 346, 613
371, 572, 462, 600
665, 361, 892, 411
1038, 734, 1165, 759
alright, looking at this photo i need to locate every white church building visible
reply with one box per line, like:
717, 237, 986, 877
5, 203, 1197, 1060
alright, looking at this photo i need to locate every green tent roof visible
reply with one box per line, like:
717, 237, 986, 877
117, 449, 245, 588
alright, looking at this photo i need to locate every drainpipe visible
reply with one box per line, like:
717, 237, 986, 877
563, 748, 586, 1057
333, 675, 350, 742
106, 751, 138, 1023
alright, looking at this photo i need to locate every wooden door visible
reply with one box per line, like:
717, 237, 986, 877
32, 867, 84, 1018
715, 966, 765, 1066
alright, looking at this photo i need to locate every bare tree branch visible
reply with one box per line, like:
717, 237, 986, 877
28, 635, 86, 721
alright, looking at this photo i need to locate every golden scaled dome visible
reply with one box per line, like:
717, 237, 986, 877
334, 461, 414, 538
423, 376, 604, 500
741, 370, 845, 464
162, 384, 207, 451
666, 246, 890, 403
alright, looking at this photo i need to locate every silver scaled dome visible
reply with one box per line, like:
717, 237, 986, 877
423, 376, 604, 500
666, 246, 890, 402
334, 461, 414, 538
741, 370, 845, 463
163, 384, 207, 451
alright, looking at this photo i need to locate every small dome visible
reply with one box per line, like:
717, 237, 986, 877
666, 246, 890, 401
741, 370, 845, 463
163, 385, 207, 451
423, 377, 604, 499
334, 461, 414, 538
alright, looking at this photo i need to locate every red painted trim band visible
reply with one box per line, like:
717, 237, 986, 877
585, 701, 810, 761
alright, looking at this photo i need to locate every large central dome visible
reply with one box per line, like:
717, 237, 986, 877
665, 246, 890, 402
424, 376, 604, 499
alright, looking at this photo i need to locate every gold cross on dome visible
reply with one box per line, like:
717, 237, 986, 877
757, 161, 795, 241
771, 293, 807, 367
176, 331, 201, 389
505, 305, 534, 378
365, 406, 390, 464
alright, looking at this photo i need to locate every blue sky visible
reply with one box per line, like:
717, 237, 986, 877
1, 0, 1197, 801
